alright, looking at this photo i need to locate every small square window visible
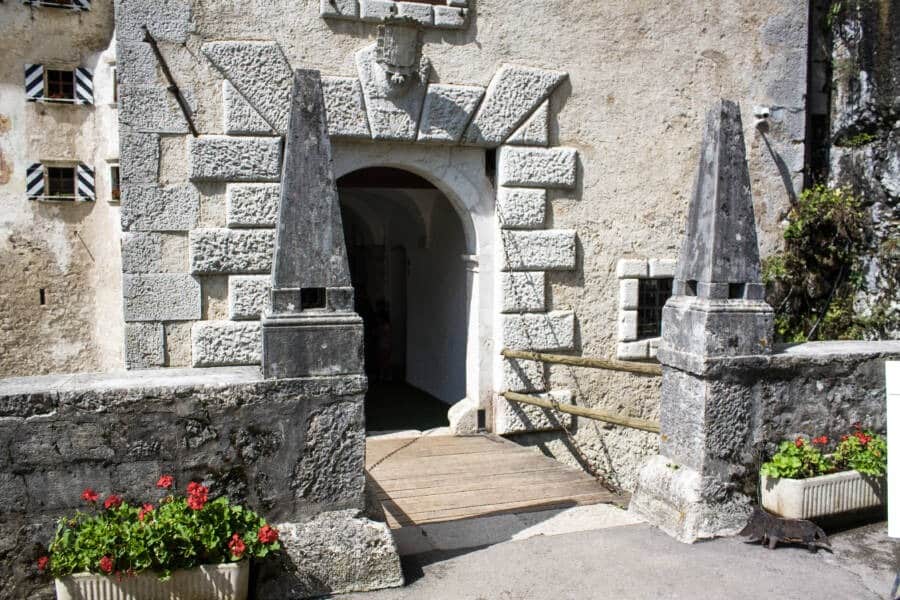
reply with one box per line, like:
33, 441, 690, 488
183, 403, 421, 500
46, 166, 76, 200
110, 165, 120, 201
637, 278, 673, 339
46, 70, 75, 101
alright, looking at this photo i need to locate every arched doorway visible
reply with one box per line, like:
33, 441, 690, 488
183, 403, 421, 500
338, 167, 469, 432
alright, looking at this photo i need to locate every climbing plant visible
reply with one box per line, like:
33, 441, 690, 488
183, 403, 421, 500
763, 184, 898, 342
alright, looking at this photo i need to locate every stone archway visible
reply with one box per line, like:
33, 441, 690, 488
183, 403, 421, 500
338, 167, 470, 431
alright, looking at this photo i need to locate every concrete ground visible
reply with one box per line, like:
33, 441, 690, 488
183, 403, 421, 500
342, 514, 900, 600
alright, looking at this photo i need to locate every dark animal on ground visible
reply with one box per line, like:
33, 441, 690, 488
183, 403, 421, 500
738, 506, 831, 553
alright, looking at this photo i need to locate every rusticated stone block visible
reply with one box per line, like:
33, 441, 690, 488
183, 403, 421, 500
464, 66, 566, 146
502, 311, 575, 351
119, 129, 159, 185
223, 81, 273, 136
507, 100, 549, 146
498, 146, 577, 189
202, 42, 293, 132
119, 84, 193, 134
189, 137, 283, 182
433, 5, 468, 28
124, 322, 165, 369
417, 84, 484, 144
226, 184, 279, 228
502, 357, 546, 393
320, 0, 360, 19
116, 0, 193, 43
501, 271, 546, 313
229, 275, 271, 320
360, 0, 397, 21
121, 232, 162, 274
501, 230, 576, 271
121, 185, 199, 232
497, 187, 546, 229
494, 390, 574, 434
396, 1, 432, 25
619, 278, 639, 310
123, 274, 201, 322
189, 228, 275, 274
191, 321, 261, 366
322, 77, 370, 139
617, 258, 648, 278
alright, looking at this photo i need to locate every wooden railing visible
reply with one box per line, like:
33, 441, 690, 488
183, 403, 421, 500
501, 348, 662, 433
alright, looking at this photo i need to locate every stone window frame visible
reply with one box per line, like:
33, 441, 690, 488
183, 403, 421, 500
320, 0, 470, 30
616, 258, 676, 361
22, 0, 91, 10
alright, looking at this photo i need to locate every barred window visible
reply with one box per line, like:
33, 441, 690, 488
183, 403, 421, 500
637, 278, 673, 339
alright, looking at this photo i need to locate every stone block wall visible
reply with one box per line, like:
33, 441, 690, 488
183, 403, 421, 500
0, 368, 380, 598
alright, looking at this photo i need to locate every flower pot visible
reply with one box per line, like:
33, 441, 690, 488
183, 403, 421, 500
54, 561, 248, 600
760, 470, 886, 519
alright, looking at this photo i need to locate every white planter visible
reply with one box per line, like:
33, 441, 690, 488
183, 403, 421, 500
761, 470, 886, 519
54, 561, 248, 600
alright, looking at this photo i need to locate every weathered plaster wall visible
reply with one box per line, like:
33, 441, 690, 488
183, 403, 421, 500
0, 3, 121, 377
114, 0, 809, 490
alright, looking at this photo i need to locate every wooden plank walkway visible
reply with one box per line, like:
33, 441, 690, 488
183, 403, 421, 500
366, 434, 623, 529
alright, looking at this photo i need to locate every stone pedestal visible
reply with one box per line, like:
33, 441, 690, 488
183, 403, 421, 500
630, 100, 775, 542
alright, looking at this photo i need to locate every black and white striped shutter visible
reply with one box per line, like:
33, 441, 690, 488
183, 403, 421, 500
76, 163, 95, 201
26, 163, 44, 200
75, 67, 93, 105
73, 0, 91, 10
25, 64, 44, 101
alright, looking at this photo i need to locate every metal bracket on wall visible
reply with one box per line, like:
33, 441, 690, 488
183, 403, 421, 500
142, 26, 199, 137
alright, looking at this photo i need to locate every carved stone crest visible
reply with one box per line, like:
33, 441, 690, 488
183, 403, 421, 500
375, 17, 424, 87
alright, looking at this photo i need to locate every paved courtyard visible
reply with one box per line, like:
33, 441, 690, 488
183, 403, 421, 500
343, 520, 899, 600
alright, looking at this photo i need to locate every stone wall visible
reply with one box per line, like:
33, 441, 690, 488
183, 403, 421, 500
0, 368, 400, 599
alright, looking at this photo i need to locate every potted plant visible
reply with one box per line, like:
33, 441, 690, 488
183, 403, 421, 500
36, 475, 281, 600
760, 423, 887, 519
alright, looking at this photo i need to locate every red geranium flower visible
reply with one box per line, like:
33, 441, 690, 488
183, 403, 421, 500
99, 555, 114, 574
257, 524, 279, 544
104, 495, 123, 510
186, 481, 209, 511
37, 556, 50, 571
841, 434, 849, 442
138, 503, 154, 522
156, 475, 174, 489
855, 431, 871, 445
812, 435, 828, 445
794, 437, 804, 448
228, 533, 246, 558
81, 488, 99, 503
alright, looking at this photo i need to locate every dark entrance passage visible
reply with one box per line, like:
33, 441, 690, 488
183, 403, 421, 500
338, 168, 467, 432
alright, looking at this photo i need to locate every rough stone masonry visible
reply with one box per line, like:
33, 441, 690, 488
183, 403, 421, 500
0, 368, 403, 599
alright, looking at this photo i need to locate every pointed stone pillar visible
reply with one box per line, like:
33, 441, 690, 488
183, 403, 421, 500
261, 70, 364, 379
629, 100, 774, 542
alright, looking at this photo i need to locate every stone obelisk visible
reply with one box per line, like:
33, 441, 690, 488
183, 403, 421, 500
261, 69, 364, 379
629, 100, 774, 542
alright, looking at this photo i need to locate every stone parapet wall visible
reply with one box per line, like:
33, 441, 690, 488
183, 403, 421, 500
0, 368, 372, 598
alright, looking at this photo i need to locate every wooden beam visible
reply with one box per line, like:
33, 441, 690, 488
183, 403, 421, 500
501, 349, 662, 376
502, 391, 660, 433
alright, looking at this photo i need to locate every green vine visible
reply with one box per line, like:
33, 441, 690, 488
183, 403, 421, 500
763, 185, 898, 342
